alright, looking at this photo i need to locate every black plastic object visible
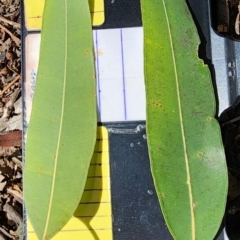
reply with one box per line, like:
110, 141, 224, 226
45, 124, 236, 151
211, 0, 240, 41
105, 122, 173, 240
187, 0, 212, 59
93, 0, 142, 29
220, 97, 240, 240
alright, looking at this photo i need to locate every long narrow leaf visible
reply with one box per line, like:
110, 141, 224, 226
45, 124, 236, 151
24, 1, 97, 239
141, 0, 228, 239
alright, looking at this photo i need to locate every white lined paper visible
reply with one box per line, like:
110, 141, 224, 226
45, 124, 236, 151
25, 27, 146, 123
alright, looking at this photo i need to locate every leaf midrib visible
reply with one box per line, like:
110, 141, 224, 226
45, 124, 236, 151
162, 0, 195, 238
42, 1, 68, 239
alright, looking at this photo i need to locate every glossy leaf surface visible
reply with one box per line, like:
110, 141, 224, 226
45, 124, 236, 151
140, 0, 228, 239
24, 1, 97, 239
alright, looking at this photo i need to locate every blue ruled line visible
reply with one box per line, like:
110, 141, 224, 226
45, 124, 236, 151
120, 28, 127, 120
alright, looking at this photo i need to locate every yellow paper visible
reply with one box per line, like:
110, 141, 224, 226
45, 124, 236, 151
24, 0, 105, 31
27, 127, 113, 240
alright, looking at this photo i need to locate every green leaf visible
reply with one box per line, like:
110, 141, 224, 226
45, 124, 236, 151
140, 0, 228, 239
24, 1, 97, 239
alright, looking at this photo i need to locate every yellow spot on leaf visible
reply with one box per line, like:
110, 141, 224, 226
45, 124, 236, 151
198, 152, 203, 157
